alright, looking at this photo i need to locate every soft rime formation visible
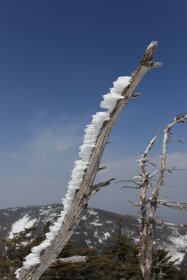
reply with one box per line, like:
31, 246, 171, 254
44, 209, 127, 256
16, 41, 160, 280
15, 76, 131, 278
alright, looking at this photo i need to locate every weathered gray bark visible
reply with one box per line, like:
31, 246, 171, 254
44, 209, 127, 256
137, 114, 187, 280
18, 42, 160, 280
159, 200, 187, 211
139, 136, 158, 280
50, 256, 87, 266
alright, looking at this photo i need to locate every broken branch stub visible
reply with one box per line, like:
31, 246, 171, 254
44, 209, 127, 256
17, 42, 160, 280
90, 178, 115, 198
50, 256, 87, 266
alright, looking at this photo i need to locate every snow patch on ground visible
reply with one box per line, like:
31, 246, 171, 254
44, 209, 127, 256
21, 241, 29, 246
39, 209, 51, 216
94, 231, 98, 238
91, 221, 103, 226
81, 215, 87, 220
3, 212, 9, 216
167, 233, 187, 264
85, 239, 93, 248
98, 238, 103, 244
9, 214, 37, 239
88, 209, 98, 216
106, 220, 112, 224
103, 232, 110, 240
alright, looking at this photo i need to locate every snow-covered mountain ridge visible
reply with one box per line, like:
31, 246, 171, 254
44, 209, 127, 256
0, 204, 186, 268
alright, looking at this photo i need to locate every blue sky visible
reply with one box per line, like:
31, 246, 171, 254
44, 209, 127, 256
0, 1, 187, 222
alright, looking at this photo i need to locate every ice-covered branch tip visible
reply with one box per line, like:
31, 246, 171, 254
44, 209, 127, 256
15, 76, 131, 278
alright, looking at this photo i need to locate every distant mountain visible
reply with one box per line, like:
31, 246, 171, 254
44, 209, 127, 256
0, 204, 187, 268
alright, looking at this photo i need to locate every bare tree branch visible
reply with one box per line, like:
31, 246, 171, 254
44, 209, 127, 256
128, 200, 140, 207
97, 166, 106, 172
90, 178, 115, 197
157, 219, 187, 228
132, 92, 142, 99
50, 256, 87, 266
116, 179, 138, 184
121, 185, 140, 189
158, 200, 187, 211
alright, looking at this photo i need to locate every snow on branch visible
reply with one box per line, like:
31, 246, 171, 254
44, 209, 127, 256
17, 41, 160, 280
16, 76, 131, 277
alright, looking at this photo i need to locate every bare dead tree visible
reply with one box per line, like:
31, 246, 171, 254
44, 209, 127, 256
131, 114, 187, 280
17, 42, 160, 280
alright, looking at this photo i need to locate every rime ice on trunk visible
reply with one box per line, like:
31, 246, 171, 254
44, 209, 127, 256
16, 41, 160, 280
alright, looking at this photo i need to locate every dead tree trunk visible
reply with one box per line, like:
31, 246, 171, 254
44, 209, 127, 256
17, 42, 160, 280
135, 114, 187, 280
139, 135, 158, 280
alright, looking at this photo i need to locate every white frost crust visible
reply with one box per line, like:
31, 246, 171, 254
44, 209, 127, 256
100, 76, 131, 113
15, 75, 131, 278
